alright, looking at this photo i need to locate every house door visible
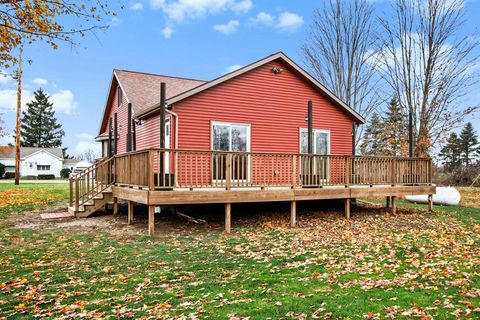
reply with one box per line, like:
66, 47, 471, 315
212, 122, 250, 183
300, 129, 330, 181
164, 118, 171, 174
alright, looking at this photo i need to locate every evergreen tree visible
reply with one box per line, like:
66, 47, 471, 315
439, 133, 462, 172
459, 122, 479, 166
360, 112, 384, 155
382, 98, 406, 156
20, 89, 64, 148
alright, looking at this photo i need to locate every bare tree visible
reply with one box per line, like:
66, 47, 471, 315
377, 0, 479, 156
302, 0, 381, 148
77, 149, 100, 164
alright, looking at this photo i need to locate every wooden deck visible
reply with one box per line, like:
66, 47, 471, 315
69, 148, 436, 235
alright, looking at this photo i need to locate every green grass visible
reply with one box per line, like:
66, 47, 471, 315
0, 183, 69, 219
0, 184, 479, 319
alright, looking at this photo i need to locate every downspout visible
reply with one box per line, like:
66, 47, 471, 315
166, 108, 179, 149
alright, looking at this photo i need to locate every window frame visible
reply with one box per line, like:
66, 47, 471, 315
210, 121, 251, 184
299, 128, 331, 155
117, 86, 123, 108
37, 165, 51, 171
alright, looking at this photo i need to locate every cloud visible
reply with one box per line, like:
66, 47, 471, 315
110, 16, 121, 27
130, 2, 144, 10
162, 26, 174, 38
0, 74, 13, 86
225, 64, 242, 73
50, 90, 78, 115
232, 0, 252, 14
213, 20, 240, 35
0, 89, 33, 113
151, 0, 253, 22
250, 12, 274, 26
74, 140, 100, 155
32, 78, 48, 85
75, 132, 95, 140
276, 11, 303, 31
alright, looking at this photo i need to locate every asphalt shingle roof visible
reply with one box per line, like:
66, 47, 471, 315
114, 70, 206, 115
0, 146, 63, 159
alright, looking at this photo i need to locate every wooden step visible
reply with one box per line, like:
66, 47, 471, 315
69, 191, 113, 218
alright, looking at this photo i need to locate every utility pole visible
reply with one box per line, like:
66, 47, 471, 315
15, 46, 22, 185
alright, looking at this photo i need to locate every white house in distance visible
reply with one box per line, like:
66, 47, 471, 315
0, 146, 92, 178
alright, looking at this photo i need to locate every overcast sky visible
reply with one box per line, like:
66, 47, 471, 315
0, 0, 479, 156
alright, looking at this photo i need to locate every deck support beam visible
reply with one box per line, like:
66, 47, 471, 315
148, 205, 155, 236
225, 203, 231, 234
391, 196, 397, 214
290, 201, 296, 228
345, 198, 351, 219
113, 197, 118, 215
127, 201, 134, 224
428, 194, 433, 212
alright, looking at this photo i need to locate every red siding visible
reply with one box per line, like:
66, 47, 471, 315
103, 86, 129, 154
173, 60, 353, 154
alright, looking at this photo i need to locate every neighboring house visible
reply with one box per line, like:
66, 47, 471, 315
0, 146, 64, 178
63, 159, 93, 173
96, 52, 364, 160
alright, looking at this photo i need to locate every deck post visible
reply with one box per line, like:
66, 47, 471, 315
391, 196, 397, 214
69, 177, 73, 207
428, 194, 433, 212
345, 198, 351, 220
74, 178, 79, 213
148, 150, 155, 190
132, 119, 136, 151
148, 205, 155, 236
226, 153, 232, 190
386, 196, 390, 208
225, 203, 231, 234
108, 118, 112, 157
291, 155, 297, 188
113, 197, 118, 215
127, 201, 134, 224
113, 113, 118, 155
290, 201, 296, 228
127, 103, 132, 152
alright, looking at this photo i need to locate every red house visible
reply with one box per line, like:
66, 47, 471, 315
69, 52, 434, 235
98, 52, 363, 158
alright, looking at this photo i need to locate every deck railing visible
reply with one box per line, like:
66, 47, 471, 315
113, 149, 432, 190
69, 156, 115, 210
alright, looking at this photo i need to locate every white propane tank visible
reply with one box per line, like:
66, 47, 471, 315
405, 186, 461, 206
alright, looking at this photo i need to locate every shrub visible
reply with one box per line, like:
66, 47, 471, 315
440, 165, 480, 187
60, 168, 71, 179
4, 172, 15, 179
37, 174, 55, 180
0, 163, 5, 178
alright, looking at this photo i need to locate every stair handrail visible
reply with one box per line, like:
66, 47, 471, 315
69, 157, 115, 210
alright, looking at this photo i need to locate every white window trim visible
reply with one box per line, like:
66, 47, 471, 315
299, 128, 331, 182
299, 128, 331, 154
211, 121, 251, 184
211, 121, 251, 152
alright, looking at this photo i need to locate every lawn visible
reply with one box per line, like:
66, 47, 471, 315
0, 184, 479, 319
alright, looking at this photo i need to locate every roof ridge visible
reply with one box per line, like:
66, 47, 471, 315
114, 69, 206, 82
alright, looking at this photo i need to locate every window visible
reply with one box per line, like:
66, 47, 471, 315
117, 86, 123, 107
212, 121, 250, 181
37, 165, 51, 171
300, 128, 330, 181
300, 128, 330, 154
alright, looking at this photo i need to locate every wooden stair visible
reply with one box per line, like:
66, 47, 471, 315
68, 157, 116, 218
68, 188, 113, 218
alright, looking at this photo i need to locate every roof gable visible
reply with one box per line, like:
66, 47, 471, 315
98, 70, 205, 134
137, 52, 365, 124
21, 147, 64, 160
